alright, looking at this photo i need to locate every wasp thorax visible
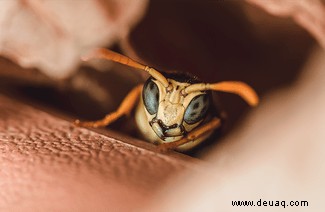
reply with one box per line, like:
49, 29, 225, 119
142, 77, 210, 141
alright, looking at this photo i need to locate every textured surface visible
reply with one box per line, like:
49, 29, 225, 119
0, 94, 197, 211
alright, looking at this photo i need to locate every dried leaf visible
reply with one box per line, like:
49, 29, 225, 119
0, 0, 148, 79
246, 0, 325, 47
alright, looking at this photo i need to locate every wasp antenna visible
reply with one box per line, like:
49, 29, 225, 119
185, 81, 259, 106
81, 48, 146, 69
207, 81, 259, 106
82, 48, 169, 87
143, 66, 169, 87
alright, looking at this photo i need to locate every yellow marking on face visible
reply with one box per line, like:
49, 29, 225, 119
141, 78, 209, 142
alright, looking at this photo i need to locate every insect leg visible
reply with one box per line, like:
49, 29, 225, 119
158, 117, 222, 151
74, 84, 143, 128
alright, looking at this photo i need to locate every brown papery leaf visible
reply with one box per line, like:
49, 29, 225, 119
246, 0, 325, 47
0, 0, 148, 79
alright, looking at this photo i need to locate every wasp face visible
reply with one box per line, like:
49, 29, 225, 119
142, 76, 210, 142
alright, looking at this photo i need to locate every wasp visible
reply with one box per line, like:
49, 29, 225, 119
75, 48, 258, 151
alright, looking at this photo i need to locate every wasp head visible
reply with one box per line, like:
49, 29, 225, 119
142, 73, 211, 142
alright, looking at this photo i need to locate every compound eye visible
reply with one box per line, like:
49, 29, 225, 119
184, 94, 209, 124
143, 79, 160, 115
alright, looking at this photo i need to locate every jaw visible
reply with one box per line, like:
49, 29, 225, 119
151, 122, 184, 142
155, 134, 184, 143
135, 104, 184, 144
